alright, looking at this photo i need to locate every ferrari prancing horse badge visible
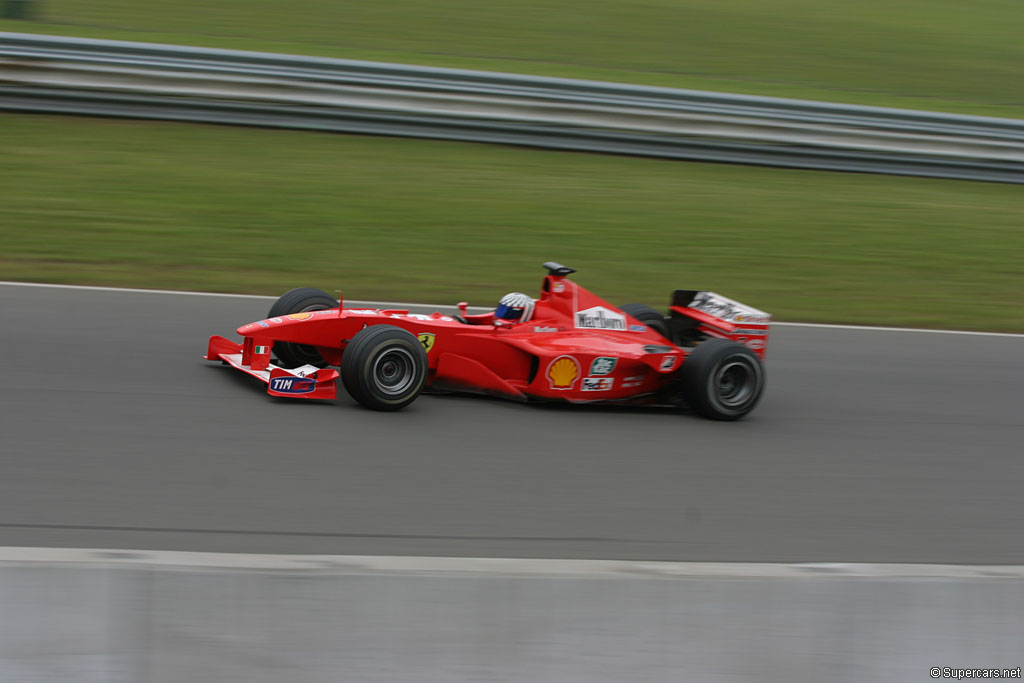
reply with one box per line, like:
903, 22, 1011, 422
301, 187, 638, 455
417, 333, 435, 354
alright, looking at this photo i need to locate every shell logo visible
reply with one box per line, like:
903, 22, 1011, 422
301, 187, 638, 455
287, 312, 314, 321
546, 355, 580, 390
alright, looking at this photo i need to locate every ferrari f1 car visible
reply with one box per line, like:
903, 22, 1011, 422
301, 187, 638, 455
204, 262, 771, 420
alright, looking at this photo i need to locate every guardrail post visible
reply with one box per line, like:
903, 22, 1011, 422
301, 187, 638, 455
1, 0, 36, 19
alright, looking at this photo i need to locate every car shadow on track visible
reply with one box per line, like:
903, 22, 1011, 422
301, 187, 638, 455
205, 363, 700, 418
422, 388, 689, 418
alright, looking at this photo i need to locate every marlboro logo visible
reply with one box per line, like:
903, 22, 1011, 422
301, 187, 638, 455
574, 306, 626, 331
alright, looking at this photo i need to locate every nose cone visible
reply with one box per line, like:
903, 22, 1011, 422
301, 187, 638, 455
237, 311, 320, 336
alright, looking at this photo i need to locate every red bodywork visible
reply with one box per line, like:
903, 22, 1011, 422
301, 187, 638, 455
205, 271, 771, 405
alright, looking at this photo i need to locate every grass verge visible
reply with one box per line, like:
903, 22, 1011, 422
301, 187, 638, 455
2, 113, 1022, 332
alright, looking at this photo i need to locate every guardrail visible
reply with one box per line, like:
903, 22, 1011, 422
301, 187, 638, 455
3, 32, 1024, 183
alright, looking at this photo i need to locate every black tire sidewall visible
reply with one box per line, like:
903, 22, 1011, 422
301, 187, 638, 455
681, 339, 765, 420
341, 326, 428, 411
268, 288, 338, 368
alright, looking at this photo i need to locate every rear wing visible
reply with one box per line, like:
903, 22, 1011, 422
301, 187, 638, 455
669, 290, 771, 359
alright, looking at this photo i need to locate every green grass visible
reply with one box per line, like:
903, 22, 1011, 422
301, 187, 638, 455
3, 0, 1024, 117
2, 113, 1022, 332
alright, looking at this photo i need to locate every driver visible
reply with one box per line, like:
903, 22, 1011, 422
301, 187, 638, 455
494, 292, 535, 324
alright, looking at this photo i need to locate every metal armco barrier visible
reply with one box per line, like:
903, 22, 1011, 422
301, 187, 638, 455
2, 32, 1024, 183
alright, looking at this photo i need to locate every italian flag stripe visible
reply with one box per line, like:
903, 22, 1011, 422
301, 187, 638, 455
254, 345, 269, 354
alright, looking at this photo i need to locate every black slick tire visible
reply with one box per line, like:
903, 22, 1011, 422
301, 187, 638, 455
620, 303, 671, 339
341, 325, 428, 411
681, 338, 765, 420
268, 287, 338, 368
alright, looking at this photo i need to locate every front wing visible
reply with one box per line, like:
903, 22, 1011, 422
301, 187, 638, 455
204, 335, 339, 399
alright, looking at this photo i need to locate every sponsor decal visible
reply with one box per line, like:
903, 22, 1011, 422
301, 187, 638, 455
622, 374, 645, 388
254, 345, 270, 355
269, 376, 315, 394
393, 313, 433, 321
271, 317, 284, 324
589, 357, 617, 376
349, 309, 377, 315
581, 377, 614, 391
553, 282, 565, 293
257, 320, 270, 328
628, 324, 647, 333
574, 306, 626, 331
659, 355, 677, 371
287, 312, 314, 321
533, 326, 558, 333
734, 313, 772, 324
546, 355, 580, 390
417, 333, 436, 354
691, 292, 771, 324
690, 293, 739, 320
745, 338, 766, 351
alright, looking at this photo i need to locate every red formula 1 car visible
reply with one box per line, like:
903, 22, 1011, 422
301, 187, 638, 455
205, 262, 771, 420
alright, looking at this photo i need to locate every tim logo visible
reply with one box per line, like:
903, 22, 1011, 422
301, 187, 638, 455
270, 377, 316, 394
574, 306, 626, 330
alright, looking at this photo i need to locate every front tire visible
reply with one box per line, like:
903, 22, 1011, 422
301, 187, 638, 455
681, 338, 765, 420
341, 325, 428, 411
268, 287, 338, 368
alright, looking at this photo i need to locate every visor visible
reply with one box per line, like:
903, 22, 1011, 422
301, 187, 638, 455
495, 303, 524, 320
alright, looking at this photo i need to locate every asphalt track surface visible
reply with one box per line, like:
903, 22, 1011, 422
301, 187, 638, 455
2, 283, 1022, 563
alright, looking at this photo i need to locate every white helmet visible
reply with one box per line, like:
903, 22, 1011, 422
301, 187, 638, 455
495, 292, 535, 322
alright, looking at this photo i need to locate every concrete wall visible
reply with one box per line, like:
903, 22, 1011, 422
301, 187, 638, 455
2, 550, 1023, 683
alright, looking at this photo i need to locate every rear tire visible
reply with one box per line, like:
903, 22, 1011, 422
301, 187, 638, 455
268, 288, 338, 368
620, 303, 671, 339
681, 338, 764, 420
341, 325, 428, 411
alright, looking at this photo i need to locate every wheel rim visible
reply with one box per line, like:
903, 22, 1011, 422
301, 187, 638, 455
710, 358, 757, 408
371, 347, 417, 395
